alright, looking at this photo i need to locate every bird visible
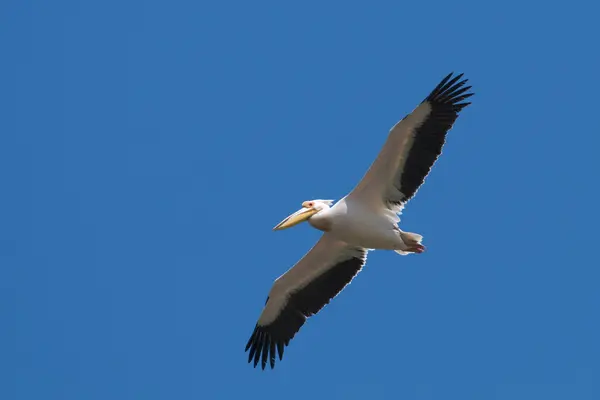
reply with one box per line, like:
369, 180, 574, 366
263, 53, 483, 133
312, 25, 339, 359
245, 72, 474, 370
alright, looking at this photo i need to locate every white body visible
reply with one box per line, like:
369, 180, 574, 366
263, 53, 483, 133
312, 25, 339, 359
310, 196, 404, 250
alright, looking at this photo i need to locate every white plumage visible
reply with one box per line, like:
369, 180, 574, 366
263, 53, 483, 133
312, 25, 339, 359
246, 72, 474, 369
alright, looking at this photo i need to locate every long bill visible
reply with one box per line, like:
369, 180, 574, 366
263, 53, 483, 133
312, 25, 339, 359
273, 207, 318, 231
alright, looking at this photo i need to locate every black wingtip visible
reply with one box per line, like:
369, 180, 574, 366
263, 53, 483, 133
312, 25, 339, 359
245, 324, 285, 370
425, 72, 475, 108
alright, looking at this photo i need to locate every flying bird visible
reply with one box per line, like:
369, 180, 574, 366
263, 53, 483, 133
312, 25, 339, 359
245, 72, 474, 369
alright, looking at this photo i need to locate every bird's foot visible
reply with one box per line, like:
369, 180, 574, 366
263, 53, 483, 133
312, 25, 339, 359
409, 244, 426, 254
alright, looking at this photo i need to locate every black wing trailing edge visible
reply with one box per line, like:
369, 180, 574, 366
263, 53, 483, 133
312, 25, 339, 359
245, 252, 367, 370
395, 72, 474, 204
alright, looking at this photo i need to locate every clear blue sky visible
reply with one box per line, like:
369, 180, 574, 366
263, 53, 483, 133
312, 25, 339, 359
2, 1, 599, 399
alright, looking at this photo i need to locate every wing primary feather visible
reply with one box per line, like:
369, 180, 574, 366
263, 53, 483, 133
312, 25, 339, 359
277, 341, 284, 360
261, 336, 270, 370
253, 331, 262, 367
246, 328, 257, 362
244, 327, 255, 352
270, 340, 276, 369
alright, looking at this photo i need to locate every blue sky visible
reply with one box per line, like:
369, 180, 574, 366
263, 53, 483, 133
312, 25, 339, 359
2, 0, 600, 399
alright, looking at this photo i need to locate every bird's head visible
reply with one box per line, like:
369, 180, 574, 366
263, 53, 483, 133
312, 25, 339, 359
273, 199, 334, 231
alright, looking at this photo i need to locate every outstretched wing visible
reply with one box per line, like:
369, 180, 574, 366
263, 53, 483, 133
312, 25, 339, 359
348, 72, 474, 213
245, 234, 368, 369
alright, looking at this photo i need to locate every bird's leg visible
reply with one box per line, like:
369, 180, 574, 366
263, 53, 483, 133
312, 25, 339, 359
406, 243, 426, 253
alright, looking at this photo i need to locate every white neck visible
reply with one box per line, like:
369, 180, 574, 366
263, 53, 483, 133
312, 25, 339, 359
308, 209, 332, 232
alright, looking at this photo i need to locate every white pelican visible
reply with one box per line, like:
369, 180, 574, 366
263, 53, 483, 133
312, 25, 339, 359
245, 73, 474, 369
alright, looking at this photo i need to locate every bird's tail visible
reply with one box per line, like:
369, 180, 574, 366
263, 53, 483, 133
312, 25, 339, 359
394, 231, 424, 255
